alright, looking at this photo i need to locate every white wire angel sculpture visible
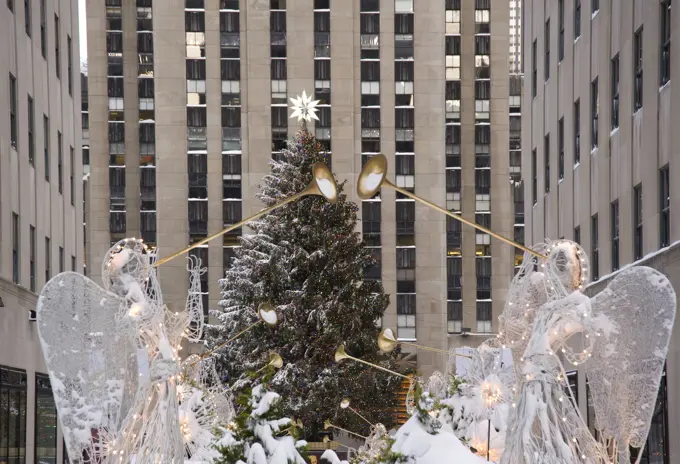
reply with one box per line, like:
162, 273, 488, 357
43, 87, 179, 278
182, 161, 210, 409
36, 238, 234, 463
498, 240, 676, 464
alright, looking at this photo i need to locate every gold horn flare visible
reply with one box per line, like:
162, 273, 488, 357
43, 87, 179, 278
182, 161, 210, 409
378, 328, 453, 355
356, 154, 546, 260
154, 162, 337, 267
339, 398, 374, 427
334, 345, 411, 380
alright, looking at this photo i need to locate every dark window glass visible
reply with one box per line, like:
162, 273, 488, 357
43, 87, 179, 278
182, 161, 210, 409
661, 0, 671, 85
185, 11, 205, 32
591, 78, 598, 149
361, 61, 380, 81
634, 27, 643, 110
35, 374, 57, 463
611, 54, 619, 129
360, 13, 379, 34
634, 183, 643, 260
660, 164, 671, 247
558, 118, 564, 180
574, 0, 581, 38
592, 214, 599, 280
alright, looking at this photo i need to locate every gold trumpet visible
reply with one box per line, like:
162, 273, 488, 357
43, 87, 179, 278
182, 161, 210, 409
254, 351, 285, 374
334, 345, 411, 380
190, 303, 279, 365
324, 419, 367, 440
377, 328, 471, 359
154, 162, 338, 267
357, 154, 546, 260
276, 418, 303, 435
340, 398, 374, 427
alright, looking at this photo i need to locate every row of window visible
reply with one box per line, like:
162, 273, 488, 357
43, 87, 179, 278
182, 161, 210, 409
139, 2, 156, 245
11, 212, 76, 291
0, 367, 58, 464
535, 1, 671, 100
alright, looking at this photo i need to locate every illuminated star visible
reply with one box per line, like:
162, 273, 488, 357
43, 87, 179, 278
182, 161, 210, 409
289, 90, 320, 123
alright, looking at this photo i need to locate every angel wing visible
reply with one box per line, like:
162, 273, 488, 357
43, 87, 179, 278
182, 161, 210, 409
586, 266, 676, 459
37, 271, 140, 463
184, 254, 207, 342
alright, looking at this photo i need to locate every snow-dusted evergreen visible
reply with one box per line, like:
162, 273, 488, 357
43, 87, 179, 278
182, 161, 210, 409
213, 375, 308, 464
206, 129, 401, 438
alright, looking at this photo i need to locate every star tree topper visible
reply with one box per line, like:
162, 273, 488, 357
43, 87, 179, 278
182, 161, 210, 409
289, 90, 320, 123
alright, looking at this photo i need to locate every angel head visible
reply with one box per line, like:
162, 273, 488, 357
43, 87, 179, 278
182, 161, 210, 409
102, 238, 153, 298
545, 240, 590, 293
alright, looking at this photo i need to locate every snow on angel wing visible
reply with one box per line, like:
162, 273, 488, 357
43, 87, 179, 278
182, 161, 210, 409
37, 271, 140, 463
586, 266, 676, 460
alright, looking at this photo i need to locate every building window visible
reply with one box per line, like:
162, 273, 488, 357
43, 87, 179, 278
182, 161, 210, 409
24, 0, 30, 35
0, 367, 28, 464
574, 0, 581, 39
71, 255, 76, 272
660, 164, 670, 247
58, 246, 64, 273
396, 201, 415, 245
45, 237, 50, 282
629, 369, 669, 463
447, 216, 461, 256
57, 131, 63, 193
28, 95, 34, 165
476, 301, 492, 333
558, 118, 564, 180
611, 199, 619, 271
70, 146, 74, 205
54, 14, 60, 79
9, 73, 17, 150
476, 256, 491, 300
12, 213, 19, 284
362, 201, 381, 246
591, 214, 599, 280
661, 0, 672, 85
40, 0, 46, 58
7, 0, 12, 12
574, 225, 580, 245
574, 99, 580, 164
592, 0, 599, 13
558, 0, 564, 61
447, 301, 462, 334
447, 257, 462, 300
591, 78, 598, 149
35, 374, 57, 463
39, 125, 51, 186
532, 39, 537, 97
532, 148, 537, 204
29, 225, 36, 291
611, 54, 619, 129
396, 248, 416, 293
67, 35, 73, 96
634, 183, 643, 260
364, 248, 381, 281
544, 134, 550, 193
634, 27, 643, 111
545, 19, 550, 80
396, 294, 416, 340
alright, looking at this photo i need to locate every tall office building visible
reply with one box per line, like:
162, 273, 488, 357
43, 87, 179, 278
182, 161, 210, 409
524, 0, 676, 460
86, 0, 517, 375
0, 0, 83, 462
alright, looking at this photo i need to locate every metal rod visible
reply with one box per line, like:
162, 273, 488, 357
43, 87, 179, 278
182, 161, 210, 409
348, 406, 374, 427
386, 180, 547, 260
346, 355, 413, 380
326, 423, 367, 440
153, 194, 302, 268
189, 320, 261, 366
397, 340, 452, 355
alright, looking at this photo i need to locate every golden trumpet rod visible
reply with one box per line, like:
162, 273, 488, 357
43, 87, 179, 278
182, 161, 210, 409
396, 340, 452, 355
153, 194, 303, 268
326, 423, 367, 440
345, 355, 412, 380
188, 320, 261, 366
384, 180, 547, 260
347, 406, 374, 427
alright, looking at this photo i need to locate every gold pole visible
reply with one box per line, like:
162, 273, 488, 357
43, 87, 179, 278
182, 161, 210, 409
396, 340, 452, 354
153, 194, 302, 268
386, 180, 546, 260
324, 421, 367, 440
335, 346, 413, 380
189, 320, 261, 366
348, 406, 374, 427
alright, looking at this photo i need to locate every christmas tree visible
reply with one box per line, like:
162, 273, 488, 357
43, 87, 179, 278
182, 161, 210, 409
206, 128, 402, 438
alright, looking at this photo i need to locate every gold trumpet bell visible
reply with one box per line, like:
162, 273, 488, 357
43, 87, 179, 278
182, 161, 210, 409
357, 154, 388, 199
268, 352, 284, 369
378, 328, 398, 353
334, 345, 349, 362
304, 162, 338, 204
324, 419, 332, 430
258, 303, 279, 328
340, 398, 351, 409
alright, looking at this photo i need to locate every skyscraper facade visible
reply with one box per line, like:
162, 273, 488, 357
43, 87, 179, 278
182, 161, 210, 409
524, 0, 677, 460
86, 0, 518, 375
0, 0, 83, 462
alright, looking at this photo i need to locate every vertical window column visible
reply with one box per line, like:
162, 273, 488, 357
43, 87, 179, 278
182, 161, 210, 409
660, 164, 670, 247
611, 199, 619, 271
591, 214, 599, 280
0, 367, 27, 464
314, 2, 331, 163
634, 183, 643, 260
139, 0, 156, 247
509, 76, 523, 272
107, 2, 125, 242
395, 0, 415, 340
221, 1, 242, 277
270, 1, 287, 160
360, 0, 382, 283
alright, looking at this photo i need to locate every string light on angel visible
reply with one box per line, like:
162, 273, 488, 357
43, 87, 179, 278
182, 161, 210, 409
498, 239, 676, 464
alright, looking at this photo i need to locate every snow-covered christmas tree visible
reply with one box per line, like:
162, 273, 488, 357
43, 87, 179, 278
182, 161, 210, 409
206, 125, 403, 438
